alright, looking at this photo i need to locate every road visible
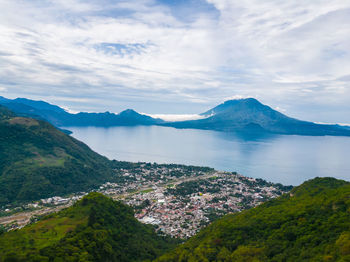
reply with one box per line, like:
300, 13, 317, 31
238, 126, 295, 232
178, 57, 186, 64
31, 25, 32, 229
0, 171, 221, 228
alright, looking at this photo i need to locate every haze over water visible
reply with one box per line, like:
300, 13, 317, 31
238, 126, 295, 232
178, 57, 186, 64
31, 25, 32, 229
67, 126, 350, 186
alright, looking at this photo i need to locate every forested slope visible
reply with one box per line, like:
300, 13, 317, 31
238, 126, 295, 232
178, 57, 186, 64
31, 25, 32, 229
0, 193, 178, 261
156, 177, 350, 261
0, 106, 114, 205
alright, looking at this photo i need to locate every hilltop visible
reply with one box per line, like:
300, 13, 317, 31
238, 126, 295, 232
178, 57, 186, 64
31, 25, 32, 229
0, 193, 178, 261
156, 177, 350, 261
0, 106, 115, 205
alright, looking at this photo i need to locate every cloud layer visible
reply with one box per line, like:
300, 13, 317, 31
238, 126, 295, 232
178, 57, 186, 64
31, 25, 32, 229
0, 0, 349, 122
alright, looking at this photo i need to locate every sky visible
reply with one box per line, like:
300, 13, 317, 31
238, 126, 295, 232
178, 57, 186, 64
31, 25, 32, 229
0, 0, 350, 123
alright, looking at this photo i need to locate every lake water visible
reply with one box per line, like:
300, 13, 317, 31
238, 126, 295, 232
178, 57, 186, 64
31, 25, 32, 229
66, 125, 350, 185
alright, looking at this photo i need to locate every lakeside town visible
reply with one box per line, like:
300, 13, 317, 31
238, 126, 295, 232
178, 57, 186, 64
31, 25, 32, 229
0, 163, 292, 238
123, 172, 291, 238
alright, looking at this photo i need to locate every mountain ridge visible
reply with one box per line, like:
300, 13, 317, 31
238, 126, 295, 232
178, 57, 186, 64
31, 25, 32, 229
1, 96, 349, 136
0, 96, 163, 127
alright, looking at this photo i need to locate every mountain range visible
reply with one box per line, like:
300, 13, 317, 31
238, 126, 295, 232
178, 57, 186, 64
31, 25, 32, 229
1, 96, 350, 136
0, 96, 163, 127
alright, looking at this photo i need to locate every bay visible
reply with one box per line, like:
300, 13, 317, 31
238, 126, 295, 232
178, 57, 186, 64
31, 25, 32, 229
66, 125, 350, 185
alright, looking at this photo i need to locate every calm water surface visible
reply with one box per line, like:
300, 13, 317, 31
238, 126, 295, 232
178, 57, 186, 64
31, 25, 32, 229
66, 126, 350, 185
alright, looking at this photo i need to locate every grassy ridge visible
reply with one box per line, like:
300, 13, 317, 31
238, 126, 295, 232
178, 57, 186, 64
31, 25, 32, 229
156, 177, 350, 261
0, 193, 179, 262
0, 106, 114, 206
0, 204, 88, 259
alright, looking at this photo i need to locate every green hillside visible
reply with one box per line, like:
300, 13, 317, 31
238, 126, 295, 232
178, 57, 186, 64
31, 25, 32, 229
0, 192, 178, 262
0, 106, 114, 205
156, 177, 350, 261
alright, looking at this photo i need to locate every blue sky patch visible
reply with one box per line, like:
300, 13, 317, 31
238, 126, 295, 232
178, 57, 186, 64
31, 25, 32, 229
94, 43, 150, 57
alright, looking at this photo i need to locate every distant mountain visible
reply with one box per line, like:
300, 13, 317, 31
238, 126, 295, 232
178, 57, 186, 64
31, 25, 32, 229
156, 177, 350, 261
0, 106, 116, 205
66, 109, 162, 127
0, 193, 178, 261
0, 96, 10, 103
0, 96, 163, 127
1, 96, 349, 136
165, 98, 350, 136
12, 97, 67, 113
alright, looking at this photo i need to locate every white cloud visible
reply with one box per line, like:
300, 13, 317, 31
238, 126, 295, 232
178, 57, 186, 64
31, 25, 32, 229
224, 95, 249, 100
0, 0, 349, 122
146, 114, 206, 122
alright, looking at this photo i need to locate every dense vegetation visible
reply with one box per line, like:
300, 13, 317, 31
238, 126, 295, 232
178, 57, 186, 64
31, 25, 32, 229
156, 177, 350, 261
0, 192, 178, 261
0, 106, 115, 206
